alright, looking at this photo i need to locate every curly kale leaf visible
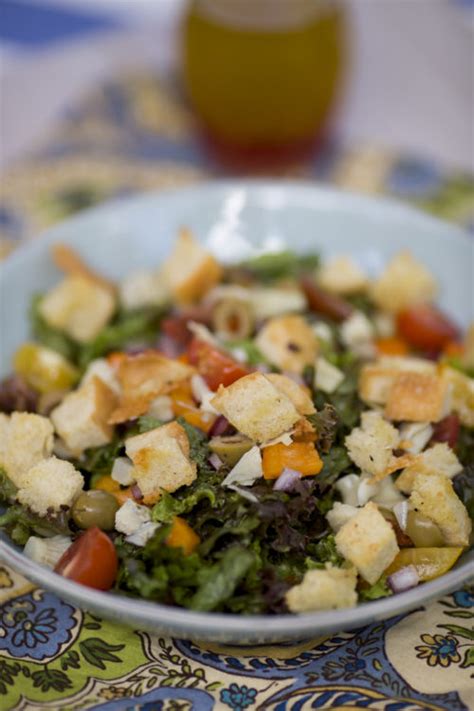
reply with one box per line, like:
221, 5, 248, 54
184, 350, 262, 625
30, 295, 78, 362
308, 403, 339, 454
359, 576, 392, 602
453, 464, 474, 521
237, 250, 320, 283
189, 546, 255, 612
0, 505, 71, 545
0, 469, 17, 504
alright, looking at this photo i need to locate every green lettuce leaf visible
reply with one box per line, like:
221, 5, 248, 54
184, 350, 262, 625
359, 575, 392, 601
189, 546, 255, 612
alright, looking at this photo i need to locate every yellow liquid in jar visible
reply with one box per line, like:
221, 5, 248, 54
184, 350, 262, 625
183, 0, 345, 156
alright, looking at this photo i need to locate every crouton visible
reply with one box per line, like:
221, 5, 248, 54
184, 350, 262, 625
159, 228, 223, 304
109, 352, 194, 424
1, 413, 54, 488
51, 243, 115, 293
210, 372, 300, 443
285, 565, 358, 612
314, 357, 344, 394
396, 443, 463, 494
125, 421, 196, 504
119, 270, 168, 311
335, 502, 399, 584
370, 251, 437, 313
39, 275, 115, 343
326, 502, 358, 532
345, 411, 399, 479
409, 472, 471, 546
385, 372, 448, 422
81, 358, 121, 395
359, 357, 437, 406
51, 377, 117, 456
255, 315, 318, 374
316, 256, 368, 295
265, 373, 315, 415
440, 366, 474, 428
17, 456, 83, 516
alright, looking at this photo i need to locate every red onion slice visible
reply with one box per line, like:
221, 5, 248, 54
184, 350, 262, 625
273, 467, 302, 492
208, 415, 231, 437
387, 565, 419, 594
131, 484, 143, 501
208, 453, 223, 471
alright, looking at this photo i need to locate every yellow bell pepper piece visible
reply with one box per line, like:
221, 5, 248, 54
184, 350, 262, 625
385, 547, 463, 582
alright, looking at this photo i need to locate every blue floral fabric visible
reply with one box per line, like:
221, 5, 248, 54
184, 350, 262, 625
0, 73, 473, 710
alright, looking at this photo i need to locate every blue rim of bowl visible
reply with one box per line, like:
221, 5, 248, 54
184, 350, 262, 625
0, 180, 472, 641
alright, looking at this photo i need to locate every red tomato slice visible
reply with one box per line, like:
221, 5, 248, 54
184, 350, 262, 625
54, 527, 118, 591
187, 338, 251, 390
396, 304, 459, 351
300, 277, 353, 322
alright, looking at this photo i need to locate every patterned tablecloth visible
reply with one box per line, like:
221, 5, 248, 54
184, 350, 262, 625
0, 74, 473, 711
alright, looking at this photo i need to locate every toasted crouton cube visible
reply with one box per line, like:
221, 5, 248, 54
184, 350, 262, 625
109, 352, 194, 424
359, 357, 437, 406
51, 377, 117, 456
1, 413, 54, 488
265, 373, 315, 415
326, 502, 359, 532
409, 472, 471, 546
317, 256, 368, 295
385, 372, 448, 422
39, 275, 116, 343
125, 421, 196, 504
370, 251, 437, 313
335, 502, 399, 584
440, 366, 474, 428
398, 421, 434, 455
345, 411, 399, 479
17, 457, 83, 516
160, 228, 223, 304
285, 566, 358, 612
463, 324, 474, 369
396, 443, 463, 494
255, 315, 318, 374
210, 372, 300, 443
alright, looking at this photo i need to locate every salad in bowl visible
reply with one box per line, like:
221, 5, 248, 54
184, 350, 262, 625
0, 227, 473, 617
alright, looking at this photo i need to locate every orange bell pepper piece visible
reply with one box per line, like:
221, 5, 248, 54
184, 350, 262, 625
107, 351, 127, 370
169, 384, 216, 433
166, 516, 200, 555
375, 337, 409, 356
262, 441, 323, 480
93, 474, 136, 506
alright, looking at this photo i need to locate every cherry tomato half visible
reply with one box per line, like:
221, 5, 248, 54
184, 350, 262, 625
396, 304, 459, 351
55, 527, 118, 591
187, 338, 251, 390
300, 277, 353, 322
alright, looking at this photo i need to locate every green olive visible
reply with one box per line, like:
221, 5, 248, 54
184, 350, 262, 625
209, 434, 253, 467
406, 510, 445, 548
212, 298, 254, 340
71, 490, 119, 531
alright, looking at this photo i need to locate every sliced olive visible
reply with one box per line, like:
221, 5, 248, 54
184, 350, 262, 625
71, 490, 119, 531
405, 510, 445, 548
212, 298, 255, 340
209, 434, 253, 467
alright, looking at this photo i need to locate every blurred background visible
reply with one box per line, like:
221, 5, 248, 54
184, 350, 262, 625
0, 0, 473, 254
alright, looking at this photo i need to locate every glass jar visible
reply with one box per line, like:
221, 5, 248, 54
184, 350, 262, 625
182, 0, 346, 167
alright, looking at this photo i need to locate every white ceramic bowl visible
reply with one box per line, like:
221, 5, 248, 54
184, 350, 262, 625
0, 181, 472, 644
